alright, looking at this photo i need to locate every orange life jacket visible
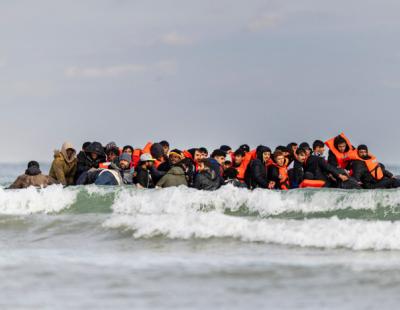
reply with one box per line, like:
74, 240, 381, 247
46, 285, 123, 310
299, 179, 326, 188
132, 149, 142, 168
99, 162, 111, 169
142, 142, 153, 154
325, 133, 353, 169
235, 150, 254, 181
271, 163, 290, 190
349, 152, 384, 181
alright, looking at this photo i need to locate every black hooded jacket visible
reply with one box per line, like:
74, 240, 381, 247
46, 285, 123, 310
245, 146, 271, 189
75, 142, 106, 181
194, 169, 220, 191
351, 158, 394, 188
304, 154, 343, 185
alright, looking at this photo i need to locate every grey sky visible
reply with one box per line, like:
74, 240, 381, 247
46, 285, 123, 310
0, 0, 399, 163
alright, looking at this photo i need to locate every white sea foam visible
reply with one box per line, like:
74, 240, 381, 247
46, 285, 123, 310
0, 185, 78, 215
103, 186, 400, 250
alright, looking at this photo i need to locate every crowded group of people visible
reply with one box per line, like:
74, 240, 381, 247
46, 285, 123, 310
8, 133, 400, 190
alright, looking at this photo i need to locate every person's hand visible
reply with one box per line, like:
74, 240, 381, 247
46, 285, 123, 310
338, 174, 349, 182
268, 181, 276, 189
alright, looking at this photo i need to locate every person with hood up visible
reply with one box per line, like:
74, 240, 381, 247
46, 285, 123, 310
245, 145, 273, 189
194, 159, 221, 191
9, 161, 57, 189
94, 153, 134, 186
156, 158, 189, 188
75, 142, 106, 182
49, 142, 77, 186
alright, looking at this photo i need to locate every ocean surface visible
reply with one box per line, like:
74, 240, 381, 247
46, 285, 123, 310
2, 163, 400, 309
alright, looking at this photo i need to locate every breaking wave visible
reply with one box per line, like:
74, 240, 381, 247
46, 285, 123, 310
2, 185, 400, 250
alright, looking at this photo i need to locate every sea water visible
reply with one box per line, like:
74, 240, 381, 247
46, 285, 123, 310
1, 163, 400, 309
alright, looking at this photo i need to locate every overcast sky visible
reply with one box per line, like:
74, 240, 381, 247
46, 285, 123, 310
0, 0, 399, 163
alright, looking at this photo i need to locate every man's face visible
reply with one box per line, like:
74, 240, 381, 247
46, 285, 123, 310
169, 154, 181, 165
234, 155, 244, 166
201, 152, 208, 159
297, 153, 306, 163
214, 155, 225, 166
305, 148, 311, 156
108, 153, 118, 162
291, 145, 298, 153
119, 160, 129, 169
90, 152, 98, 160
66, 149, 75, 159
194, 151, 202, 163
314, 146, 325, 155
124, 149, 133, 156
262, 152, 271, 163
358, 149, 368, 159
145, 161, 154, 168
275, 155, 285, 167
337, 142, 347, 153
163, 146, 169, 155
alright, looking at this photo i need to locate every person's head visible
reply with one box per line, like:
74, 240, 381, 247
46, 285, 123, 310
256, 145, 272, 163
199, 147, 208, 159
296, 148, 307, 163
312, 140, 325, 155
357, 144, 369, 159
82, 142, 91, 152
224, 155, 233, 170
118, 153, 132, 169
239, 144, 250, 153
193, 149, 202, 163
220, 145, 232, 154
287, 142, 298, 155
149, 143, 164, 161
107, 148, 120, 162
334, 136, 348, 153
27, 161, 40, 170
275, 146, 290, 157
159, 140, 170, 155
197, 158, 211, 172
105, 142, 118, 153
211, 149, 227, 165
122, 145, 134, 156
234, 149, 246, 166
299, 142, 311, 156
224, 167, 239, 180
169, 149, 184, 165
273, 151, 285, 167
61, 142, 76, 161
86, 142, 105, 161
139, 153, 155, 168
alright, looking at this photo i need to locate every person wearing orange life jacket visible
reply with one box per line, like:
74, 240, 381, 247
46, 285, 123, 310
351, 145, 400, 189
303, 140, 361, 189
267, 151, 290, 190
325, 133, 354, 170
233, 148, 254, 182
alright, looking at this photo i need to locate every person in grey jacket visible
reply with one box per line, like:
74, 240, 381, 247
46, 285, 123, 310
194, 159, 221, 191
156, 160, 189, 188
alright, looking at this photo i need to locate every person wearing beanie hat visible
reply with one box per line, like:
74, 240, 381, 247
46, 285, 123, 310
351, 144, 400, 189
9, 161, 57, 189
94, 152, 134, 186
245, 145, 273, 189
